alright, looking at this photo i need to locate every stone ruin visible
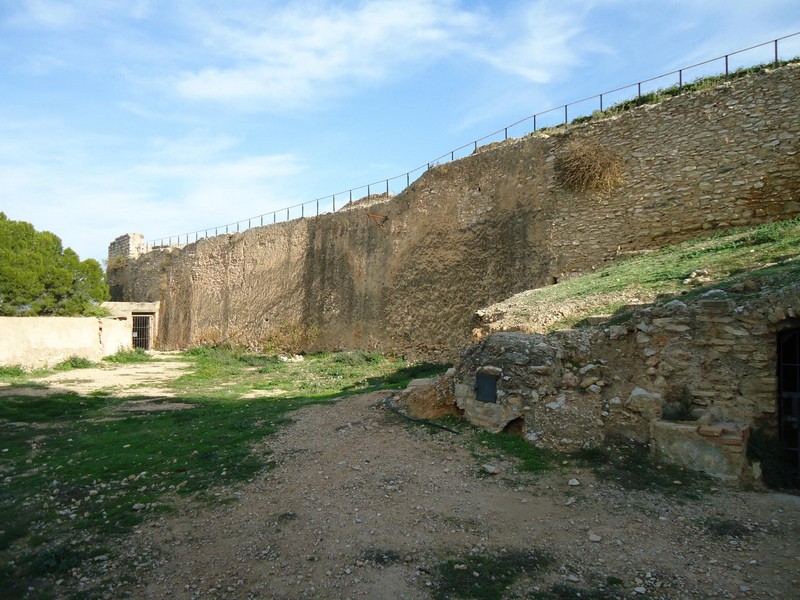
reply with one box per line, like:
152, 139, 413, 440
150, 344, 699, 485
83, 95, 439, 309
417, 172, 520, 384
397, 280, 800, 484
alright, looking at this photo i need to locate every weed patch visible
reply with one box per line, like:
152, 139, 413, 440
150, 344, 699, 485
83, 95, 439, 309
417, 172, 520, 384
475, 431, 555, 473
54, 355, 95, 371
584, 438, 712, 499
433, 549, 551, 600
0, 364, 26, 377
103, 348, 151, 363
703, 518, 751, 539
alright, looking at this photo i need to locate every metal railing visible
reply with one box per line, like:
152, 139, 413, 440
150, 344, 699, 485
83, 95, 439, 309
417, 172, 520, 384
148, 31, 800, 250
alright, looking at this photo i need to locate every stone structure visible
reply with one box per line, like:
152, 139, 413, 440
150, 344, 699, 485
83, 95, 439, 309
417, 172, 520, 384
0, 316, 132, 369
448, 281, 800, 482
108, 233, 147, 261
108, 64, 800, 358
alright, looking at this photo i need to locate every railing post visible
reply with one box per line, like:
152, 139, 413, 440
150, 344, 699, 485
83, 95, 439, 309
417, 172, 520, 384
386, 179, 389, 195
533, 114, 536, 131
725, 55, 729, 77
679, 69, 683, 91
273, 212, 276, 224
368, 184, 370, 197
504, 127, 508, 140
474, 141, 477, 152
638, 82, 642, 99
407, 172, 410, 187
600, 93, 603, 112
301, 204, 304, 218
316, 199, 319, 216
333, 195, 336, 212
260, 215, 263, 226
774, 39, 779, 66
286, 208, 289, 221
564, 105, 568, 125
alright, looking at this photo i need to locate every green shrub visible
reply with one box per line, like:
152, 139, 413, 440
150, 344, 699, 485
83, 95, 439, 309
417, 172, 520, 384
54, 355, 95, 371
0, 364, 25, 377
103, 347, 151, 363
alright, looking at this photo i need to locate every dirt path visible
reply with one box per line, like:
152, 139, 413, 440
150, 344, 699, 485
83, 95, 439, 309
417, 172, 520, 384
0, 353, 191, 405
120, 393, 800, 600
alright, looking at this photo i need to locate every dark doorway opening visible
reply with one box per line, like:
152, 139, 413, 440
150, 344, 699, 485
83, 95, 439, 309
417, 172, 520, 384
132, 314, 152, 350
778, 329, 800, 482
475, 372, 498, 403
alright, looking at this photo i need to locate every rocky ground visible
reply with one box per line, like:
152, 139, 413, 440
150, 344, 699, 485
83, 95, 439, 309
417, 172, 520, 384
117, 392, 800, 600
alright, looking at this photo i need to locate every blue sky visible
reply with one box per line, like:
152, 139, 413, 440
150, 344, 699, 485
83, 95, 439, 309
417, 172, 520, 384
1, 1, 799, 263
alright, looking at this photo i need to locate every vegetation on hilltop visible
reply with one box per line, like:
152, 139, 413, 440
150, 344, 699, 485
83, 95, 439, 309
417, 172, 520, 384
0, 212, 109, 316
477, 217, 800, 334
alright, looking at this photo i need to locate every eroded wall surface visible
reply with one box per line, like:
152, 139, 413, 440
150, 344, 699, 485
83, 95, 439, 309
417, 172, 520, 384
109, 64, 800, 358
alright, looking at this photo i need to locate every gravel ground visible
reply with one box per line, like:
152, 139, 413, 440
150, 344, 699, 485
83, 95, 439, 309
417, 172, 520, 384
118, 392, 800, 600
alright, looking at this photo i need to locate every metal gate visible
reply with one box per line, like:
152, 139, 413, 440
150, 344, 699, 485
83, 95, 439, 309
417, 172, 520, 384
132, 314, 152, 350
779, 329, 800, 481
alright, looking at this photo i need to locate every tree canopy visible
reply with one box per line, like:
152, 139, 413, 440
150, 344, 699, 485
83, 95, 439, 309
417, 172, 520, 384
0, 212, 109, 316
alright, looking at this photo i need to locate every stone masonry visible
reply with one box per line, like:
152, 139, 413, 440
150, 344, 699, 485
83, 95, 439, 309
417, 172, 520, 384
108, 63, 800, 359
448, 281, 800, 482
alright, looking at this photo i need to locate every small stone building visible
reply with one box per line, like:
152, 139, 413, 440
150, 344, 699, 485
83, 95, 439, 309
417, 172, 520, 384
448, 282, 800, 484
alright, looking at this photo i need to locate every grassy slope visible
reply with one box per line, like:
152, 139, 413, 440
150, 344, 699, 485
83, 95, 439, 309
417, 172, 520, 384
482, 217, 800, 333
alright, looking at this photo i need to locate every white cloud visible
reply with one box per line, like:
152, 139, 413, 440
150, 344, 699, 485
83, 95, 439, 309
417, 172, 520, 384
0, 120, 307, 260
172, 0, 594, 108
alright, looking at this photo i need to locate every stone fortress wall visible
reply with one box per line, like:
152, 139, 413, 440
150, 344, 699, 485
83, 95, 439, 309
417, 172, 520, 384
108, 64, 800, 360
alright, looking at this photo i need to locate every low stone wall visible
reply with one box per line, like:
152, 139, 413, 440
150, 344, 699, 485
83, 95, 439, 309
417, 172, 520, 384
448, 281, 800, 482
0, 317, 132, 369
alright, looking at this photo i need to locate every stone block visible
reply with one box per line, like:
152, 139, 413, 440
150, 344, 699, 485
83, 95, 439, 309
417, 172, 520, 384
651, 420, 744, 481
698, 425, 724, 437
627, 387, 663, 421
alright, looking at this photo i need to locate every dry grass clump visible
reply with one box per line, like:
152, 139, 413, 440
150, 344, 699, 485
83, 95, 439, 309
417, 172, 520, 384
555, 138, 624, 192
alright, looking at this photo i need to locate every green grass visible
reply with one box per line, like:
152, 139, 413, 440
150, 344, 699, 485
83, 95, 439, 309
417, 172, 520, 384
172, 345, 448, 400
474, 431, 556, 473
0, 347, 449, 598
569, 58, 800, 127
492, 217, 800, 331
0, 365, 26, 377
53, 355, 95, 371
103, 348, 152, 363
433, 549, 552, 600
571, 438, 712, 499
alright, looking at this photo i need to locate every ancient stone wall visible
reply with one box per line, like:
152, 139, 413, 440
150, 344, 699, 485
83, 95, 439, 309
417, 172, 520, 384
450, 281, 800, 481
109, 64, 800, 358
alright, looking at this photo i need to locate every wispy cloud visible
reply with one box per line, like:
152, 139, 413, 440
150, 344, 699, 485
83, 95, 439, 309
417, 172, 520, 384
172, 0, 595, 109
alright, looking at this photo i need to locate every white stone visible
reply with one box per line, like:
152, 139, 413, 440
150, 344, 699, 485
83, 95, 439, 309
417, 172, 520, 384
568, 478, 580, 486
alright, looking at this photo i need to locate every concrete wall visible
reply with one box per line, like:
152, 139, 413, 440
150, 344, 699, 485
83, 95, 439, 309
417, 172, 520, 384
0, 317, 132, 369
108, 63, 800, 358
